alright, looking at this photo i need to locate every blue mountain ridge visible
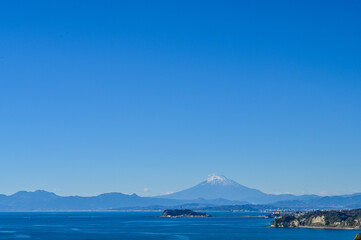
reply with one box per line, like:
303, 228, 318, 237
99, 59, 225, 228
0, 175, 360, 211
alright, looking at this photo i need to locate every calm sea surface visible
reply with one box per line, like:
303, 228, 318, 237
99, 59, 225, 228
0, 212, 359, 240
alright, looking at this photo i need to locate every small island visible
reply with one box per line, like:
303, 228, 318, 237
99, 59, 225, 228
271, 209, 361, 230
161, 209, 211, 218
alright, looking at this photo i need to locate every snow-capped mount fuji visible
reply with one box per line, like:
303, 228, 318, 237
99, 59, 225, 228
162, 174, 268, 203
160, 174, 322, 204
206, 174, 235, 185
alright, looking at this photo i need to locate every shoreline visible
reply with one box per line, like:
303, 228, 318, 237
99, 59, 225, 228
299, 225, 361, 230
271, 225, 361, 231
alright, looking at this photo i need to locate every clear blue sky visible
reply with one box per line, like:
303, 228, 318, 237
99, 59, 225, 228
1, 0, 360, 197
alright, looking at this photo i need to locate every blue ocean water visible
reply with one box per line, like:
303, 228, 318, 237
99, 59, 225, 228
0, 212, 359, 240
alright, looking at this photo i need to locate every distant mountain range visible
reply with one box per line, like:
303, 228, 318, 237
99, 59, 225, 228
0, 190, 243, 211
0, 174, 360, 211
270, 193, 361, 209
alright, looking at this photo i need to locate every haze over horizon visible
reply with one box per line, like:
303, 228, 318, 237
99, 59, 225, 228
1, 1, 361, 197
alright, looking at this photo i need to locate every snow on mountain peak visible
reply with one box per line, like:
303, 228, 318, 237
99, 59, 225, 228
206, 174, 231, 185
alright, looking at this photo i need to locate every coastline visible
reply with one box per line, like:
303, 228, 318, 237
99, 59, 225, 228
271, 225, 361, 230
299, 226, 361, 230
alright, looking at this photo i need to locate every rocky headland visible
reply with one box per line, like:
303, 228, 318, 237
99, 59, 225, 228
272, 209, 361, 230
161, 209, 211, 218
